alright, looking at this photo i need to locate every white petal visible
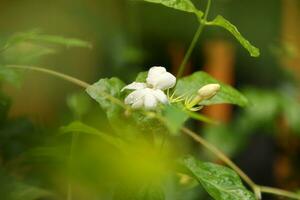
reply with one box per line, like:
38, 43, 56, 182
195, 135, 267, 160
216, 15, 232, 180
144, 92, 158, 110
131, 98, 144, 109
152, 89, 168, 104
124, 89, 144, 105
154, 72, 176, 90
146, 66, 167, 87
148, 66, 167, 78
146, 66, 176, 90
121, 82, 147, 91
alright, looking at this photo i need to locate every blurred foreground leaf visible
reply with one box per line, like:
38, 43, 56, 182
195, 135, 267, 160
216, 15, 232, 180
61, 121, 125, 149
175, 72, 248, 107
207, 15, 260, 57
182, 156, 255, 200
0, 167, 54, 200
114, 183, 165, 200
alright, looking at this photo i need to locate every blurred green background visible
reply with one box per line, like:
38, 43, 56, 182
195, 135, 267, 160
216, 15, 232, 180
0, 0, 300, 199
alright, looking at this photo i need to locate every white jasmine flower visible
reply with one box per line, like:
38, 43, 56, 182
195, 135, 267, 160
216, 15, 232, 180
122, 66, 176, 109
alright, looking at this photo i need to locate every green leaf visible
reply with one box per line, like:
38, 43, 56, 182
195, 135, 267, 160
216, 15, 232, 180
3, 30, 92, 50
61, 121, 125, 149
175, 71, 248, 107
86, 77, 125, 121
182, 156, 255, 200
30, 34, 92, 48
208, 15, 260, 57
3, 45, 56, 63
163, 105, 188, 135
141, 0, 200, 14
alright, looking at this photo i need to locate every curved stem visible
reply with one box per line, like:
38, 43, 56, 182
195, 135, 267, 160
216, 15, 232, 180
203, 0, 212, 20
176, 0, 212, 78
6, 65, 91, 88
181, 127, 257, 190
6, 65, 129, 109
260, 186, 300, 200
176, 25, 204, 78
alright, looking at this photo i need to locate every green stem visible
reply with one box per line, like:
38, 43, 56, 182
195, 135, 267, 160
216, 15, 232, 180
5, 65, 129, 109
176, 0, 212, 78
6, 65, 90, 88
181, 127, 257, 191
67, 132, 79, 200
260, 186, 300, 200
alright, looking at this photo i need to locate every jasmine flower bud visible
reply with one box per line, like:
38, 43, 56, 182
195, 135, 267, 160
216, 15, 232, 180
185, 84, 221, 111
197, 84, 221, 100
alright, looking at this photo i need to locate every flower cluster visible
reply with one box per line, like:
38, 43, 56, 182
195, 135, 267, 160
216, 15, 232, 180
122, 66, 176, 110
122, 66, 221, 110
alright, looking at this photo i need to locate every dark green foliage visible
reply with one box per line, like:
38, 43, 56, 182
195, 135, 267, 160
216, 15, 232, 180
0, 167, 54, 200
182, 156, 255, 200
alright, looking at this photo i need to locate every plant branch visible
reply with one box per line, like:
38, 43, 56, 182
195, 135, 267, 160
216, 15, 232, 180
5, 65, 129, 109
6, 65, 91, 89
259, 186, 300, 200
181, 127, 257, 190
176, 0, 212, 78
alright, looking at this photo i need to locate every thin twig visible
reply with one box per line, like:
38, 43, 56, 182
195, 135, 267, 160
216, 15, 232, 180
259, 186, 300, 200
176, 0, 212, 78
5, 65, 129, 110
6, 65, 91, 88
181, 127, 257, 190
